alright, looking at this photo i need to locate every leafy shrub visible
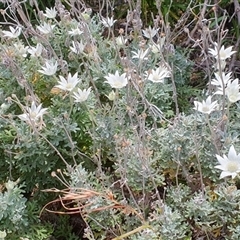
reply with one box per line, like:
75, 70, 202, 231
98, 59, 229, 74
0, 0, 240, 239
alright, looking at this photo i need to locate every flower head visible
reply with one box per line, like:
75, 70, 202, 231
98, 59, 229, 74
70, 40, 85, 54
209, 43, 236, 61
28, 43, 43, 57
68, 27, 83, 36
115, 36, 127, 46
132, 49, 149, 61
101, 16, 116, 28
150, 37, 165, 54
18, 102, 48, 125
37, 22, 55, 34
225, 79, 240, 103
194, 96, 218, 114
106, 90, 116, 101
13, 42, 29, 58
38, 60, 58, 76
0, 230, 7, 238
2, 26, 21, 38
215, 145, 240, 179
142, 27, 158, 39
55, 72, 80, 92
43, 7, 57, 19
211, 72, 232, 88
72, 87, 91, 103
105, 70, 128, 89
146, 66, 171, 83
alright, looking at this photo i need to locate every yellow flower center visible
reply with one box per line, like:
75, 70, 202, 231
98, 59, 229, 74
202, 106, 209, 112
30, 112, 37, 119
66, 83, 73, 90
226, 161, 239, 173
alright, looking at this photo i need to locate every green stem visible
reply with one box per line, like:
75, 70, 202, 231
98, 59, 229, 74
206, 114, 220, 155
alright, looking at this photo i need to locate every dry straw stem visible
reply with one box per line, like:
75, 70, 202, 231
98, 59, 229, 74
40, 187, 144, 221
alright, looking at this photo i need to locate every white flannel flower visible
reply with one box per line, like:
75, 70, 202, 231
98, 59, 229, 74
2, 26, 21, 38
132, 49, 149, 61
142, 27, 158, 39
72, 87, 91, 103
18, 102, 48, 124
101, 16, 116, 28
115, 36, 127, 46
70, 40, 85, 54
194, 96, 218, 114
146, 66, 171, 83
55, 72, 80, 92
68, 27, 83, 36
0, 103, 10, 114
38, 60, 58, 76
13, 42, 29, 58
211, 72, 232, 88
215, 145, 240, 179
0, 230, 7, 238
37, 22, 55, 34
225, 79, 240, 103
28, 43, 43, 57
105, 70, 128, 89
209, 43, 236, 61
43, 7, 57, 19
150, 37, 165, 53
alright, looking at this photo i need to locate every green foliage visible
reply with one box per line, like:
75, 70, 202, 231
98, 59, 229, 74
0, 181, 53, 239
0, 181, 28, 232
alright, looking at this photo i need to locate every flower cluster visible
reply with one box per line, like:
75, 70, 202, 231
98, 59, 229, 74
193, 42, 240, 180
2, 2, 240, 239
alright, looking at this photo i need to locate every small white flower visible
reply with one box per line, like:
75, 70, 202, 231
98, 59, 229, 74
55, 72, 80, 92
115, 36, 127, 46
146, 66, 171, 83
194, 96, 218, 114
132, 48, 149, 61
43, 7, 57, 19
28, 43, 43, 57
142, 27, 158, 39
72, 87, 91, 103
101, 16, 116, 28
70, 40, 85, 54
0, 103, 10, 114
150, 37, 165, 54
38, 60, 58, 76
18, 101, 48, 124
215, 59, 227, 70
5, 180, 16, 190
106, 90, 116, 101
211, 72, 232, 88
225, 79, 240, 103
0, 230, 7, 238
37, 22, 55, 34
68, 27, 83, 36
13, 42, 29, 58
215, 145, 240, 179
2, 26, 21, 38
209, 43, 236, 61
105, 70, 128, 89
